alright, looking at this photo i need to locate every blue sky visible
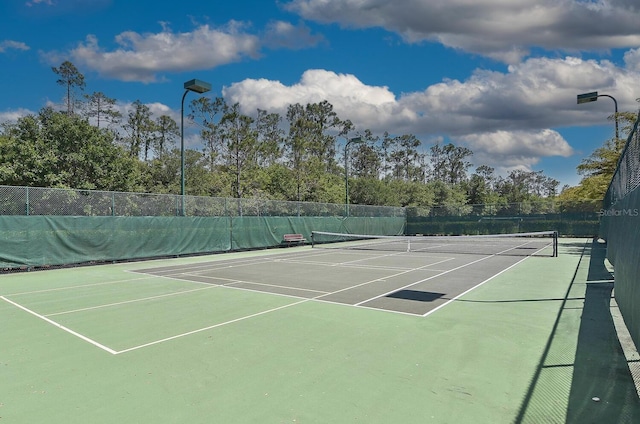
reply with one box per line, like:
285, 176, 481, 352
1, 0, 640, 188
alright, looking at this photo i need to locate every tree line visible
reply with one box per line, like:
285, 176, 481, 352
1, 61, 634, 209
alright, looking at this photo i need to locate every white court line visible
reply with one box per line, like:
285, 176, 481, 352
276, 254, 455, 272
117, 260, 447, 354
125, 240, 552, 353
6, 275, 156, 297
45, 286, 216, 317
117, 256, 461, 353
353, 255, 495, 306
127, 249, 332, 276
182, 273, 330, 295
132, 271, 224, 287
324, 249, 415, 266
115, 299, 309, 355
309, 257, 457, 302
3, 241, 549, 355
125, 256, 280, 277
175, 256, 455, 305
422, 255, 533, 317
1, 295, 118, 355
269, 258, 414, 272
354, 239, 546, 307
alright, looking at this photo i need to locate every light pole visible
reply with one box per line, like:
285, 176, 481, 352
577, 91, 619, 140
181, 79, 211, 215
344, 136, 363, 216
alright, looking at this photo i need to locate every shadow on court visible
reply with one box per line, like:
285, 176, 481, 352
386, 290, 444, 302
515, 240, 640, 423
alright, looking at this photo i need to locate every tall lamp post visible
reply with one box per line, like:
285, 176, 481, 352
577, 91, 619, 140
181, 79, 211, 215
344, 136, 363, 216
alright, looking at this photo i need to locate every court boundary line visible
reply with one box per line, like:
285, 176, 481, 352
278, 252, 456, 272
116, 254, 460, 352
1, 295, 118, 355
2, 242, 549, 355
45, 285, 217, 317
3, 275, 157, 297
182, 273, 331, 295
353, 254, 495, 307
269, 258, 417, 272
114, 299, 308, 355
128, 246, 454, 279
355, 239, 547, 308
421, 255, 532, 317
126, 248, 336, 276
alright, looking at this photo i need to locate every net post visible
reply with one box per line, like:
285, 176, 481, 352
553, 231, 558, 257
311, 231, 315, 248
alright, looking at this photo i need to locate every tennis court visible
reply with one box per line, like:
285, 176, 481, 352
128, 231, 557, 321
2, 236, 639, 422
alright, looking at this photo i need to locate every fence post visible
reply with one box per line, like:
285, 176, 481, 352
25, 186, 29, 216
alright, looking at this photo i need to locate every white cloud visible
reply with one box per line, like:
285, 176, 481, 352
44, 20, 325, 83
624, 48, 640, 72
25, 0, 53, 6
223, 69, 420, 134
283, 0, 640, 64
223, 52, 640, 170
0, 40, 30, 53
59, 22, 261, 83
226, 55, 638, 134
456, 129, 574, 172
0, 108, 34, 124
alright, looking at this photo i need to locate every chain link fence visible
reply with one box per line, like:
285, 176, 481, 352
598, 109, 640, 355
406, 199, 601, 236
0, 185, 405, 218
407, 199, 600, 219
603, 109, 640, 209
0, 184, 604, 238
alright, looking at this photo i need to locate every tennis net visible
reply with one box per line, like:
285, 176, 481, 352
310, 230, 558, 257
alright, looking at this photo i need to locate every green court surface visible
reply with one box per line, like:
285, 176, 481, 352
1, 238, 639, 423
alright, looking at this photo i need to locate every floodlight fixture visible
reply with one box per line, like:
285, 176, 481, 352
184, 79, 212, 94
577, 91, 619, 140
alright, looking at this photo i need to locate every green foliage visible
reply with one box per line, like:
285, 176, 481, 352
564, 110, 638, 201
3, 59, 615, 211
82, 91, 121, 129
349, 178, 396, 205
0, 108, 139, 191
558, 174, 611, 203
426, 180, 467, 211
431, 143, 473, 184
254, 164, 297, 200
52, 60, 85, 115
123, 100, 155, 160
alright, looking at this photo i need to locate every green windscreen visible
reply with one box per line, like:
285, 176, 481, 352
599, 110, 640, 350
0, 215, 405, 269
